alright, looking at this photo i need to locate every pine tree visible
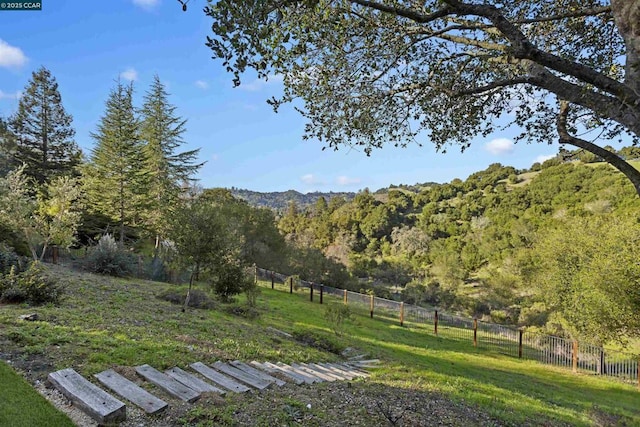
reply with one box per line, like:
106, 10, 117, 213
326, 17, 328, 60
8, 67, 80, 185
139, 75, 202, 251
85, 80, 146, 243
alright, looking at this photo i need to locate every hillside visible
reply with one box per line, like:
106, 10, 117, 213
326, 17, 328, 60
229, 188, 357, 210
274, 158, 640, 346
1, 264, 639, 426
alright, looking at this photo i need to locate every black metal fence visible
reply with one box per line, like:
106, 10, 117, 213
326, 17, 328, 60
256, 267, 639, 387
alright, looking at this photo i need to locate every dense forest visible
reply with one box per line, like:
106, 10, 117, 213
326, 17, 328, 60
2, 67, 640, 350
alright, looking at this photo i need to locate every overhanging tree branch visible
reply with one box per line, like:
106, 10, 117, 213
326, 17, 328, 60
557, 100, 640, 195
443, 0, 636, 104
349, 0, 453, 23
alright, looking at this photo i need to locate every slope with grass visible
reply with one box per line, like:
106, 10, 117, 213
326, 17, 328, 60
0, 265, 639, 426
0, 360, 74, 427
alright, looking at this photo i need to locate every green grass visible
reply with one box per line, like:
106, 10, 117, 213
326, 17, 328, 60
0, 361, 74, 427
260, 286, 640, 426
1, 265, 640, 426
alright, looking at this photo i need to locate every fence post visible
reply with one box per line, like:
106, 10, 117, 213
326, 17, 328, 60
253, 264, 257, 285
518, 330, 523, 359
637, 358, 640, 390
343, 289, 347, 304
289, 277, 293, 294
473, 319, 478, 347
399, 302, 404, 327
320, 285, 324, 304
52, 246, 59, 264
598, 350, 605, 375
434, 310, 438, 336
310, 283, 314, 302
370, 294, 374, 318
271, 271, 274, 290
572, 340, 578, 373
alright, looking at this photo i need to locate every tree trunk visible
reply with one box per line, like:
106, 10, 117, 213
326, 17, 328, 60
557, 100, 640, 196
182, 263, 198, 312
611, 0, 640, 94
119, 180, 125, 244
39, 243, 48, 262
152, 234, 160, 262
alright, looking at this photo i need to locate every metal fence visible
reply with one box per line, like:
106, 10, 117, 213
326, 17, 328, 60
256, 267, 640, 386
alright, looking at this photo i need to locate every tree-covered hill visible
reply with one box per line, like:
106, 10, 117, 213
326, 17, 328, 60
273, 154, 640, 346
229, 188, 357, 210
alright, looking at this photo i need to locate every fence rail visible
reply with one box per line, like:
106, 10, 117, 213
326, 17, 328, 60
256, 267, 640, 387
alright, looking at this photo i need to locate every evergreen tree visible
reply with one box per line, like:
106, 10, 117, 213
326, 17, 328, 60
8, 67, 80, 185
139, 75, 202, 251
85, 80, 146, 243
0, 116, 16, 177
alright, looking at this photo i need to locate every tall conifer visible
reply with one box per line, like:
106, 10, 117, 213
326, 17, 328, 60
139, 75, 202, 250
8, 67, 80, 185
85, 80, 146, 243
0, 117, 15, 177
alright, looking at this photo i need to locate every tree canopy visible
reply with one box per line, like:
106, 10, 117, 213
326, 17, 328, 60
7, 66, 80, 186
85, 80, 146, 243
204, 0, 640, 193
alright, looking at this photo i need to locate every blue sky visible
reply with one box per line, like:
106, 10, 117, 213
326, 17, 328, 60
0, 0, 562, 193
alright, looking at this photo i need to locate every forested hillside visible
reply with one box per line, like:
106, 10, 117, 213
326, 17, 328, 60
230, 188, 356, 210
275, 155, 640, 346
229, 182, 442, 210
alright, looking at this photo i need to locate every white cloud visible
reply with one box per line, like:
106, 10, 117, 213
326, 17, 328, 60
120, 67, 138, 81
211, 154, 219, 161
336, 176, 362, 186
0, 39, 27, 69
484, 138, 514, 155
0, 90, 21, 100
195, 80, 209, 90
239, 74, 284, 92
535, 154, 556, 164
301, 174, 321, 185
132, 0, 159, 9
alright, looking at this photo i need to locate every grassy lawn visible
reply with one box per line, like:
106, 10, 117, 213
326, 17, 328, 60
1, 265, 639, 426
0, 360, 74, 427
261, 285, 640, 426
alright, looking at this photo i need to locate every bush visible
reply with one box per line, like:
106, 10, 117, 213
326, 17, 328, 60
324, 303, 351, 336
211, 260, 251, 302
157, 288, 216, 309
83, 234, 136, 277
243, 279, 261, 308
291, 328, 345, 354
224, 304, 260, 319
0, 243, 26, 275
0, 262, 64, 305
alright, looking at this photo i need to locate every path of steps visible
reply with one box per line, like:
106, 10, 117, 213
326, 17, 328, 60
47, 359, 379, 424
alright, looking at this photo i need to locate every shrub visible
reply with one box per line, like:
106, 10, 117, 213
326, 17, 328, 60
291, 328, 345, 354
243, 279, 261, 308
0, 262, 64, 305
0, 243, 25, 275
83, 234, 136, 277
210, 260, 251, 302
157, 288, 216, 309
324, 303, 352, 336
518, 302, 549, 327
224, 304, 260, 319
